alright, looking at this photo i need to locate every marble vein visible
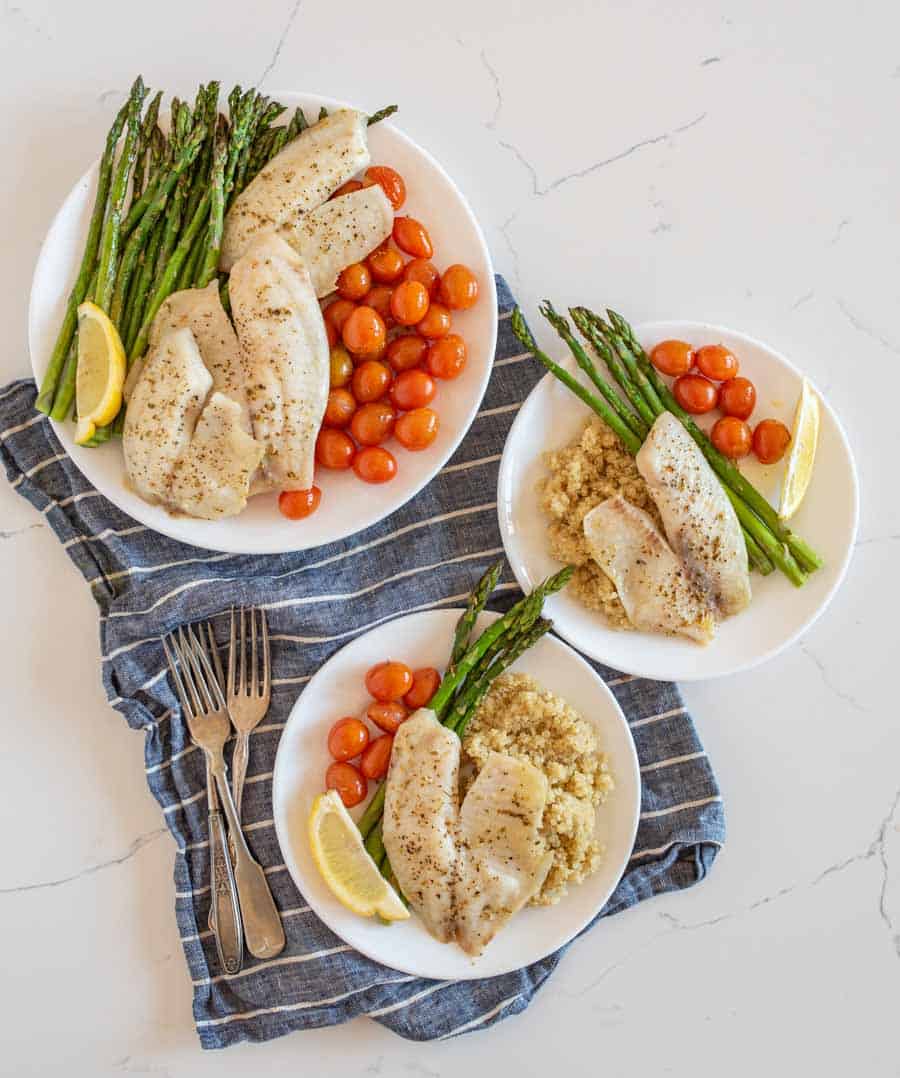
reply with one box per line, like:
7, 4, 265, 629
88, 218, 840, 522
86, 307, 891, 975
257, 0, 303, 88
836, 298, 900, 357
800, 643, 869, 714
0, 521, 44, 540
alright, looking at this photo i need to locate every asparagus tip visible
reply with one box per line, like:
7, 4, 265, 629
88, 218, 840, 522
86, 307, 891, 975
510, 307, 535, 350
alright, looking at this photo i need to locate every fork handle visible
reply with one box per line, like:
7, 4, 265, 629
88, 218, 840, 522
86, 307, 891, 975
231, 731, 250, 821
208, 809, 244, 974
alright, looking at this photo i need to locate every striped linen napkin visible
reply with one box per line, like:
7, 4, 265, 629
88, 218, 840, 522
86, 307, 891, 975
0, 277, 725, 1047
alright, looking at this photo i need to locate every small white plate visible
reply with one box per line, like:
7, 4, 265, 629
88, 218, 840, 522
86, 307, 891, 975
272, 608, 640, 980
498, 321, 859, 681
28, 92, 497, 554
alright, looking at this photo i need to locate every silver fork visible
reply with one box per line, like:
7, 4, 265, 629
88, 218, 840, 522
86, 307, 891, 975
163, 626, 285, 960
227, 607, 271, 823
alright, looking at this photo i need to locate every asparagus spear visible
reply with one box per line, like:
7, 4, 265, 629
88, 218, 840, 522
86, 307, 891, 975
49, 264, 99, 422
130, 90, 162, 202
368, 105, 398, 126
196, 129, 227, 288
448, 559, 504, 670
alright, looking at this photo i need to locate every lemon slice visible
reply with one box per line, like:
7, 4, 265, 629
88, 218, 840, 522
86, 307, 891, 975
308, 790, 409, 921
74, 301, 126, 445
779, 377, 820, 520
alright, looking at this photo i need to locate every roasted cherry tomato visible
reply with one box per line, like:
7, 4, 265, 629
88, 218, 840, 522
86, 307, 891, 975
353, 446, 398, 483
417, 303, 451, 339
719, 376, 757, 420
278, 486, 321, 520
673, 373, 719, 414
324, 298, 357, 336
325, 760, 367, 807
389, 369, 436, 411
695, 344, 739, 381
402, 258, 441, 298
342, 306, 387, 358
366, 700, 408, 734
362, 284, 394, 326
351, 359, 392, 403
360, 734, 393, 780
395, 407, 439, 450
364, 165, 406, 210
650, 339, 694, 377
390, 280, 430, 326
337, 262, 372, 301
392, 216, 433, 258
404, 667, 441, 709
329, 344, 354, 388
315, 428, 356, 470
711, 416, 752, 459
438, 264, 479, 310
325, 320, 339, 348
324, 388, 357, 428
350, 401, 395, 446
327, 716, 370, 761
367, 245, 405, 284
425, 334, 467, 379
386, 334, 428, 372
365, 660, 414, 701
753, 418, 791, 464
330, 178, 364, 199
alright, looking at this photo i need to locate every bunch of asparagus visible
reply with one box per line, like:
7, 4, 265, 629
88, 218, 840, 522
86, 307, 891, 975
511, 304, 823, 588
35, 75, 397, 443
356, 560, 572, 887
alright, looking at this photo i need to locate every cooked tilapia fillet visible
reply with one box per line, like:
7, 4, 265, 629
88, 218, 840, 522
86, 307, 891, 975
636, 412, 751, 617
454, 753, 553, 957
167, 392, 265, 519
123, 327, 211, 505
220, 109, 371, 271
229, 233, 330, 492
280, 185, 394, 297
584, 496, 715, 644
383, 709, 460, 944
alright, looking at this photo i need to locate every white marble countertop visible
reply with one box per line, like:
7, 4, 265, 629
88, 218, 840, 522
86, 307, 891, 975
1, 1, 897, 1074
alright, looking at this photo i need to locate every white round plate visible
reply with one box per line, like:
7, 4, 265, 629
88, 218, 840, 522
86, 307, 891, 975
28, 92, 497, 554
272, 609, 640, 980
498, 321, 859, 681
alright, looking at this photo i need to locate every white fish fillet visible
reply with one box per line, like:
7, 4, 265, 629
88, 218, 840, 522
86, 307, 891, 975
229, 233, 330, 492
220, 109, 371, 271
454, 753, 553, 957
584, 496, 715, 644
167, 393, 265, 519
280, 185, 394, 297
383, 709, 459, 944
123, 327, 211, 505
636, 412, 751, 617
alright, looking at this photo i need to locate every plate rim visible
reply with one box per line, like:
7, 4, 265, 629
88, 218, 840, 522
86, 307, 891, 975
271, 606, 641, 980
497, 318, 860, 681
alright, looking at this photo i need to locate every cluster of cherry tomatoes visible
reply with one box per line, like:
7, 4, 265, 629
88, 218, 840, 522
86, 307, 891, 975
649, 340, 792, 465
278, 164, 480, 521
323, 658, 442, 808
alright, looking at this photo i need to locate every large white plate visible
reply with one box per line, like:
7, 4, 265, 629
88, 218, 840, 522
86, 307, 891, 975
272, 609, 640, 980
498, 321, 859, 681
28, 92, 497, 554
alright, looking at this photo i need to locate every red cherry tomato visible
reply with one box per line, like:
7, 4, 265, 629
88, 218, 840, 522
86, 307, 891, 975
360, 734, 394, 780
331, 179, 364, 199
337, 262, 371, 301
329, 344, 354, 388
390, 280, 430, 326
366, 700, 408, 734
673, 373, 719, 414
324, 387, 356, 428
364, 165, 406, 210
365, 660, 414, 701
404, 667, 441, 709
389, 369, 436, 411
403, 258, 441, 298
315, 428, 356, 470
650, 339, 694, 377
392, 216, 433, 258
719, 376, 757, 420
361, 284, 394, 327
438, 264, 479, 310
342, 306, 387, 358
324, 298, 357, 336
695, 344, 739, 381
417, 303, 451, 340
325, 761, 367, 807
351, 359, 392, 403
711, 416, 752, 459
353, 446, 398, 483
350, 401, 395, 446
386, 334, 428, 372
325, 320, 338, 348
278, 486, 322, 520
367, 245, 405, 284
395, 407, 439, 450
753, 419, 792, 464
425, 334, 467, 379
327, 716, 370, 761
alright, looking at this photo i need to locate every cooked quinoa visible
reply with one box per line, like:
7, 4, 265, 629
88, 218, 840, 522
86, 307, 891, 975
540, 417, 660, 628
462, 672, 614, 906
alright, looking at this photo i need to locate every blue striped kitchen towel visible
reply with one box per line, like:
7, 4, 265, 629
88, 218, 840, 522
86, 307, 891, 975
0, 277, 724, 1048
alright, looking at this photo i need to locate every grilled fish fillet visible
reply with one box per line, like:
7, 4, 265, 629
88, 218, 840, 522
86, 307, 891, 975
229, 232, 330, 492
584, 496, 715, 644
382, 709, 459, 943
636, 412, 751, 617
220, 109, 371, 271
280, 185, 394, 297
454, 753, 553, 957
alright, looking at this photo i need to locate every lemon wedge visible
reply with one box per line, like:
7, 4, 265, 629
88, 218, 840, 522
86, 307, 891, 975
74, 301, 126, 445
308, 790, 408, 921
779, 377, 820, 521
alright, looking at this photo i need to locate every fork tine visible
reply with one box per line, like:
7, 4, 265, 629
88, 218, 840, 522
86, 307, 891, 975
188, 626, 227, 711
162, 635, 193, 717
176, 627, 205, 716
184, 627, 217, 713
227, 607, 236, 697
239, 605, 247, 696
200, 620, 226, 692
251, 607, 258, 697
260, 608, 270, 698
